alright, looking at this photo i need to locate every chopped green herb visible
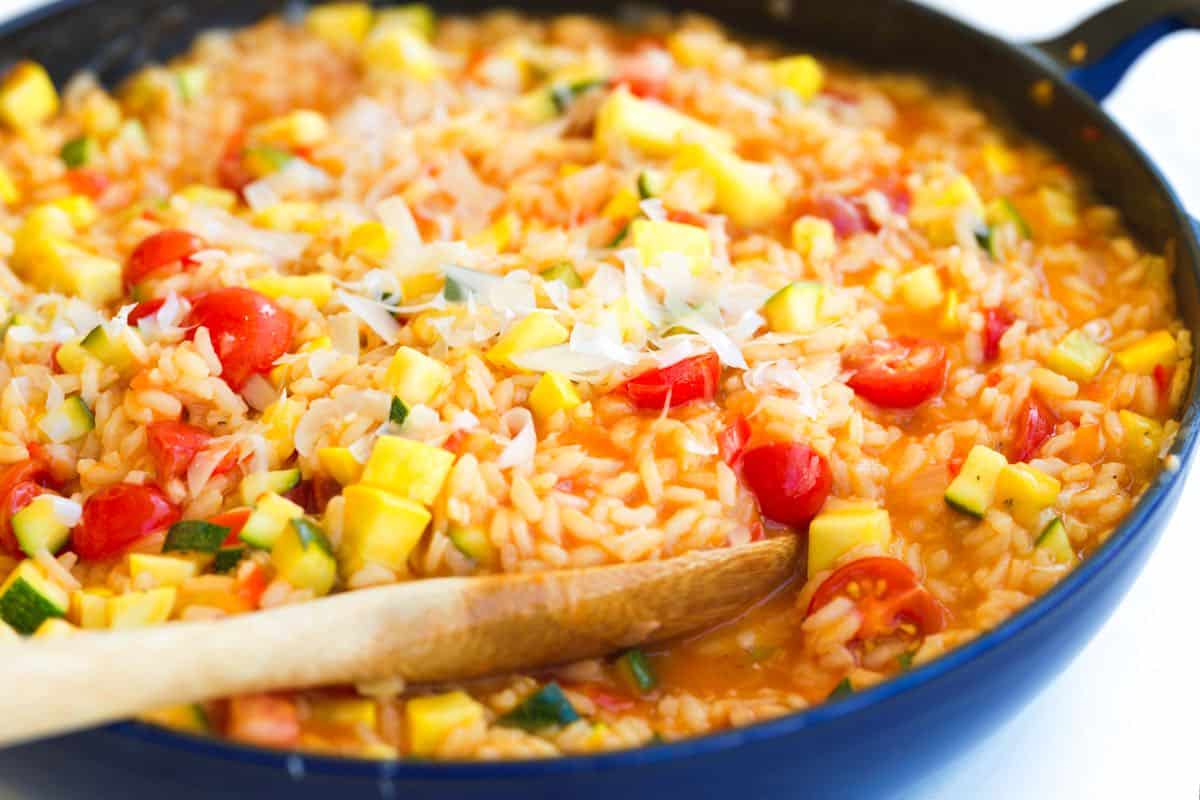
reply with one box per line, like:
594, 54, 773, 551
897, 651, 914, 670
174, 66, 208, 102
60, 136, 97, 168
212, 547, 246, 573
389, 396, 409, 426
443, 276, 468, 302
828, 677, 853, 700
550, 78, 607, 113
163, 520, 231, 553
290, 517, 334, 556
616, 649, 657, 693
608, 221, 632, 248
500, 682, 580, 730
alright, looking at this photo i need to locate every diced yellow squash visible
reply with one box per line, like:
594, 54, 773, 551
140, 704, 209, 733
318, 447, 364, 486
468, 211, 520, 253
271, 520, 337, 596
401, 271, 444, 300
807, 503, 892, 577
1113, 330, 1177, 375
365, 24, 441, 80
49, 195, 98, 228
361, 435, 455, 506
128, 554, 199, 588
939, 289, 963, 332
791, 216, 836, 262
241, 145, 292, 179
1028, 186, 1078, 239
595, 86, 732, 158
80, 91, 123, 139
107, 587, 177, 629
994, 463, 1061, 528
15, 236, 123, 305
763, 282, 826, 334
944, 445, 1008, 517
1119, 409, 1164, 470
33, 618, 76, 639
607, 295, 651, 341
911, 173, 985, 247
406, 691, 486, 757
343, 221, 394, 262
1045, 330, 1108, 382
529, 372, 582, 421
69, 588, 112, 629
252, 110, 330, 149
0, 62, 59, 131
601, 185, 642, 222
0, 166, 19, 205
980, 141, 1015, 176
896, 265, 944, 312
341, 484, 431, 572
247, 273, 334, 307
252, 202, 324, 233
311, 697, 378, 728
306, 2, 374, 49
177, 184, 238, 211
383, 346, 452, 406
673, 142, 785, 228
447, 524, 493, 567
666, 29, 725, 68
772, 55, 824, 100
632, 219, 712, 274
376, 4, 436, 39
486, 312, 570, 370
260, 396, 307, 465
54, 338, 90, 374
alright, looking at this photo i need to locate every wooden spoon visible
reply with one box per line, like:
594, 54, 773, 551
0, 536, 796, 747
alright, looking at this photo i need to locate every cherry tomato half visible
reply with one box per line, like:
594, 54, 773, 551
65, 168, 110, 198
1009, 396, 1056, 463
845, 337, 947, 409
216, 131, 254, 195
807, 194, 870, 238
982, 307, 1015, 362
128, 297, 168, 326
613, 47, 671, 99
0, 458, 55, 556
808, 556, 947, 642
126, 230, 206, 286
72, 484, 180, 561
226, 693, 300, 749
146, 420, 237, 481
717, 415, 751, 465
209, 508, 252, 546
740, 442, 831, 528
188, 288, 293, 390
623, 352, 722, 410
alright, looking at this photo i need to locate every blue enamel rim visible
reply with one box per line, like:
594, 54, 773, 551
7, 0, 1198, 782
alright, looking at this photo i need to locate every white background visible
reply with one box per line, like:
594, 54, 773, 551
0, 1, 1196, 798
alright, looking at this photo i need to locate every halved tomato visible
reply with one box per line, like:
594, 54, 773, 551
807, 556, 947, 642
845, 337, 947, 409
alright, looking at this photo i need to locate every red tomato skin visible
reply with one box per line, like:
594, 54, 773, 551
982, 308, 1015, 361
0, 459, 55, 556
146, 420, 235, 481
126, 230, 206, 286
210, 508, 252, 546
128, 297, 168, 325
188, 288, 293, 390
227, 694, 300, 748
216, 131, 253, 195
808, 556, 948, 641
623, 353, 722, 410
739, 442, 832, 528
235, 561, 269, 608
65, 168, 110, 198
1154, 364, 1174, 397
717, 415, 751, 465
845, 338, 947, 409
613, 47, 670, 98
1009, 397, 1056, 463
72, 484, 180, 561
808, 194, 869, 238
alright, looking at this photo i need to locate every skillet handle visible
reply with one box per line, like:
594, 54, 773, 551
1031, 0, 1200, 101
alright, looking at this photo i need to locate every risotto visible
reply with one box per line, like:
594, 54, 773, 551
0, 3, 1187, 760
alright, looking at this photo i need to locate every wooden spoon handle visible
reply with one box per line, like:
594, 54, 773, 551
0, 537, 795, 747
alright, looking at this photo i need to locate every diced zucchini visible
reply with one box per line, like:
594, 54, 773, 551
342, 484, 431, 573
364, 21, 441, 80
239, 492, 305, 550
1113, 330, 1177, 375
0, 561, 68, 634
241, 145, 292, 179
0, 62, 59, 131
384, 346, 452, 406
271, 518, 337, 596
540, 262, 583, 289
1035, 517, 1074, 564
259, 395, 307, 465
389, 396, 409, 426
107, 587, 176, 629
212, 547, 246, 574
791, 216, 837, 262
673, 142, 785, 228
1118, 409, 1164, 470
317, 447, 364, 487
993, 463, 1061, 528
60, 136, 98, 168
246, 273, 334, 307
529, 372, 582, 421
163, 520, 230, 553
944, 445, 1008, 517
1045, 330, 1108, 382
637, 169, 665, 200
447, 524, 493, 567
407, 691, 486, 757
807, 503, 892, 576
306, 2, 373, 49
128, 553, 199, 587
632, 219, 712, 274
595, 86, 733, 158
361, 436, 455, 506
980, 198, 1031, 258
37, 396, 94, 443
616, 649, 657, 693
486, 312, 570, 370
80, 324, 135, 373
12, 494, 78, 556
896, 266, 944, 312
772, 55, 825, 100
239, 469, 301, 506
762, 281, 826, 334
499, 683, 579, 731
550, 78, 606, 113
911, 173, 985, 247
828, 677, 854, 700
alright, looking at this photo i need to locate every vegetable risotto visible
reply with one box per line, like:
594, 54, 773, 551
0, 2, 1187, 759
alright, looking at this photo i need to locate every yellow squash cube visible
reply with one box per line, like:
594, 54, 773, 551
406, 691, 486, 757
486, 312, 570, 370
911, 173, 985, 247
343, 221, 394, 263
0, 166, 20, 205
69, 588, 112, 629
341, 484, 432, 572
1045, 330, 1108, 382
0, 61, 59, 130
247, 273, 334, 307
1113, 330, 1177, 375
772, 55, 824, 100
260, 396, 307, 465
994, 464, 1061, 528
673, 142, 785, 228
317, 447, 364, 486
529, 372, 582, 421
311, 697, 378, 728
107, 587, 177, 629
632, 219, 712, 274
252, 110, 330, 149
361, 436, 455, 506
595, 86, 733, 158
177, 184, 238, 211
384, 346, 452, 406
128, 554, 200, 588
365, 24, 441, 80
271, 519, 337, 596
1119, 409, 1164, 470
896, 266, 944, 312
33, 618, 76, 639
807, 503, 892, 577
306, 2, 373, 49
791, 216, 836, 262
